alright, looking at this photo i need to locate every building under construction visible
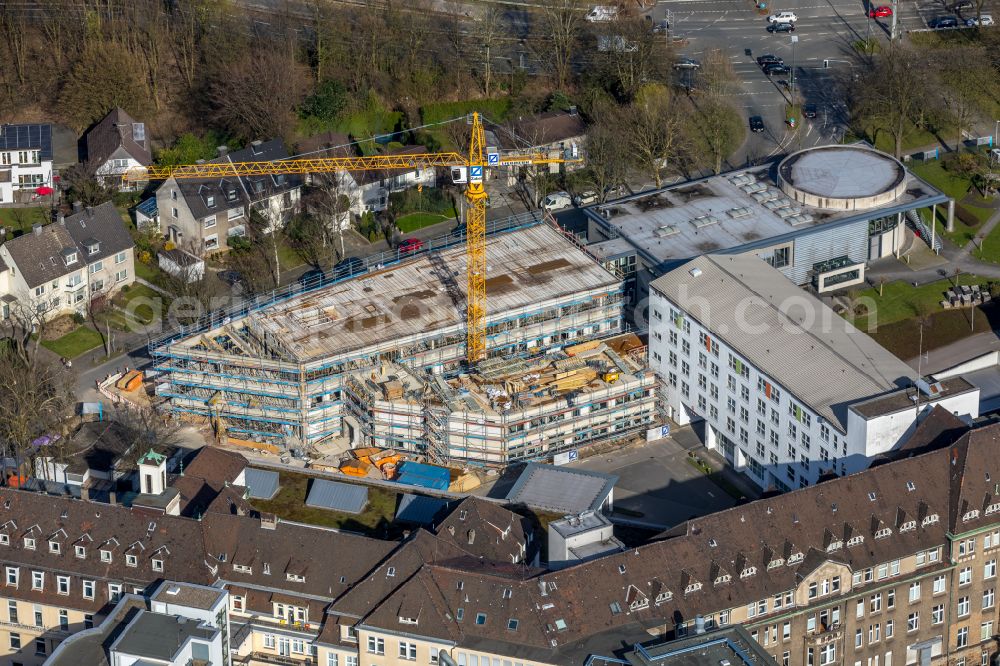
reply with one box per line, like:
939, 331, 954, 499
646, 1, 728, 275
152, 221, 659, 465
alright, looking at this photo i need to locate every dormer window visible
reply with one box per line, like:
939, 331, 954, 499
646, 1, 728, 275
100, 550, 111, 563
206, 195, 215, 208
684, 582, 702, 594
768, 558, 785, 569
48, 541, 60, 554
630, 598, 649, 610
900, 520, 917, 533
655, 591, 673, 604
75, 545, 86, 558
233, 564, 252, 574
23, 537, 35, 550
963, 510, 980, 522
741, 567, 757, 579
399, 615, 419, 625
87, 243, 99, 255
0, 534, 9, 546
847, 536, 864, 547
987, 503, 1000, 515
152, 558, 163, 572
126, 554, 137, 567
63, 252, 77, 266
826, 540, 843, 552
922, 514, 940, 526
387, 567, 396, 578
788, 552, 804, 564
875, 528, 892, 539
715, 574, 731, 585
286, 573, 305, 583
618, 564, 627, 574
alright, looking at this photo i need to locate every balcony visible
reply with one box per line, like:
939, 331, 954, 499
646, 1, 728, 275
233, 652, 315, 666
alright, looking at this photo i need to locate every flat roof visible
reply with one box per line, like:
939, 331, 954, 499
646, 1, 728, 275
244, 468, 280, 500
175, 223, 618, 364
112, 610, 217, 661
550, 510, 612, 538
850, 377, 978, 419
583, 154, 946, 266
506, 463, 617, 514
152, 582, 226, 610
652, 254, 916, 431
305, 479, 369, 514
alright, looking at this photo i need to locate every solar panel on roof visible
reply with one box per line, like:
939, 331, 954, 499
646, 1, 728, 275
244, 468, 280, 500
395, 493, 449, 525
305, 478, 368, 514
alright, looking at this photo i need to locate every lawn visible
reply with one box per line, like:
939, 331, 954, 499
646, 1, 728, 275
396, 212, 452, 233
277, 241, 305, 271
848, 274, 990, 330
252, 471, 401, 537
115, 283, 163, 324
41, 326, 104, 358
911, 160, 994, 246
0, 206, 48, 234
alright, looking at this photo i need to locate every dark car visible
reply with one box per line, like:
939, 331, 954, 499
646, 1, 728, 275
756, 53, 783, 67
333, 256, 365, 278
930, 15, 960, 27
763, 62, 791, 76
749, 116, 766, 133
298, 268, 326, 288
803, 103, 818, 119
951, 0, 974, 11
767, 21, 796, 32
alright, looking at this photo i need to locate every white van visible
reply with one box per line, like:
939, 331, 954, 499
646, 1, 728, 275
542, 192, 572, 211
586, 5, 618, 22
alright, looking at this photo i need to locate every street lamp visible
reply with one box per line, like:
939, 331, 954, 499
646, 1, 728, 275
790, 35, 798, 100
994, 119, 999, 147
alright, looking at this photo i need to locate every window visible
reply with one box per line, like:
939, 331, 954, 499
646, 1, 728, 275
24, 537, 35, 550
126, 554, 137, 567
932, 605, 944, 625
959, 596, 971, 617
982, 621, 994, 642
89, 261, 103, 274
5, 567, 17, 586
958, 626, 969, 648
108, 583, 122, 603
887, 589, 895, 608
857, 599, 864, 618
74, 545, 85, 559
203, 216, 216, 229
327, 654, 339, 666
152, 558, 163, 572
986, 560, 997, 579
114, 251, 126, 264
31, 571, 43, 591
398, 641, 417, 660
367, 637, 384, 655
58, 609, 67, 631
907, 613, 918, 632
204, 235, 219, 251
908, 582, 920, 602
56, 576, 69, 595
855, 629, 863, 648
263, 634, 275, 649
886, 620, 894, 638
9, 633, 19, 649
476, 613, 487, 625
933, 575, 946, 595
34, 638, 45, 655
961, 567, 973, 586
100, 550, 111, 563
871, 593, 882, 612
7, 600, 16, 624
83, 580, 94, 600
985, 588, 995, 610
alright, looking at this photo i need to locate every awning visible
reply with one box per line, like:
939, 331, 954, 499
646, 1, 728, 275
34, 186, 54, 195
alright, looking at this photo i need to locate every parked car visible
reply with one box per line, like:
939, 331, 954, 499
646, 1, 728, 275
398, 238, 423, 254
762, 62, 791, 76
217, 270, 243, 287
298, 268, 326, 288
652, 19, 670, 33
573, 190, 599, 206
673, 57, 701, 69
967, 13, 994, 24
541, 191, 573, 211
756, 53, 784, 67
586, 5, 618, 22
929, 15, 960, 27
951, 0, 974, 11
803, 103, 818, 119
767, 21, 796, 32
749, 116, 766, 133
333, 256, 365, 278
767, 11, 798, 22
868, 5, 893, 17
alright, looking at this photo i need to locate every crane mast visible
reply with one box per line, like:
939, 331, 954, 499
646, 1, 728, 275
126, 113, 568, 366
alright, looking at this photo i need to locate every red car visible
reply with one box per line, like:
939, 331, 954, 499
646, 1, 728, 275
399, 238, 423, 254
868, 5, 892, 17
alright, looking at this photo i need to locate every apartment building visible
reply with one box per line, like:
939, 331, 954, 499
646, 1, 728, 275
0, 124, 53, 204
648, 252, 979, 490
0, 202, 135, 321
155, 140, 301, 255
2, 416, 1000, 665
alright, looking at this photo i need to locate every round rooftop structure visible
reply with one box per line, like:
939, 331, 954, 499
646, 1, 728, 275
777, 145, 907, 211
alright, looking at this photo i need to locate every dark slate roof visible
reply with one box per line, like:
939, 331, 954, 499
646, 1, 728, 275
3, 201, 134, 288
0, 124, 53, 160
493, 111, 586, 151
85, 108, 151, 167
171, 139, 302, 220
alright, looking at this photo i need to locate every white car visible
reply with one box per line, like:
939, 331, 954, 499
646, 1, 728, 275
967, 14, 994, 25
541, 191, 572, 211
767, 11, 798, 22
573, 190, 599, 206
586, 5, 618, 22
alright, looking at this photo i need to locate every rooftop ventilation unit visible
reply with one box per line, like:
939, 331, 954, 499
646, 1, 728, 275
691, 214, 719, 229
727, 207, 752, 219
654, 224, 680, 237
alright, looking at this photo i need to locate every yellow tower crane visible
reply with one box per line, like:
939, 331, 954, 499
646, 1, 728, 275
126, 113, 570, 365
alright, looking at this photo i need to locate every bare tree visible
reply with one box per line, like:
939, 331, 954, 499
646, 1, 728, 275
0, 299, 48, 365
593, 17, 668, 101
85, 283, 115, 359
936, 47, 993, 150
852, 44, 928, 159
109, 403, 183, 473
531, 0, 586, 90
476, 7, 508, 96
584, 115, 630, 202
301, 173, 355, 261
688, 97, 745, 175
626, 84, 684, 188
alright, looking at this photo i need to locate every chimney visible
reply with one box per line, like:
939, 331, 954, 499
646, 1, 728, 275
72, 201, 83, 213
260, 513, 277, 530
695, 615, 706, 634
80, 485, 89, 502
109, 490, 117, 505
538, 579, 547, 596
569, 105, 578, 116
32, 224, 41, 235
467, 529, 476, 545
217, 145, 229, 157
57, 214, 64, 226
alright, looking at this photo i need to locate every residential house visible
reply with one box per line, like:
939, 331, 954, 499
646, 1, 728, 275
0, 124, 53, 204
0, 201, 135, 320
84, 109, 151, 192
155, 140, 302, 256
487, 109, 586, 181
343, 145, 437, 217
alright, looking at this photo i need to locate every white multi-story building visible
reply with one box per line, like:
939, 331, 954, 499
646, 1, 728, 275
0, 124, 54, 204
648, 252, 980, 491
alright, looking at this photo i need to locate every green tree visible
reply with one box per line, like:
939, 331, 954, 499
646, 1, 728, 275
299, 79, 348, 127
59, 40, 152, 132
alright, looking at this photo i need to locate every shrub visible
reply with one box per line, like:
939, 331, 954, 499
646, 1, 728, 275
71, 313, 85, 325
955, 203, 980, 228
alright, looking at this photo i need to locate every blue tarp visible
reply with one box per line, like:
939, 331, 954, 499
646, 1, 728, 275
396, 462, 450, 491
